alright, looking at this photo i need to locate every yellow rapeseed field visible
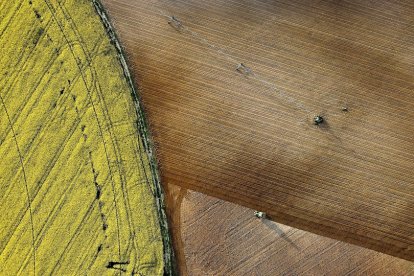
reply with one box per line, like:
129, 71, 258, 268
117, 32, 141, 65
0, 0, 170, 274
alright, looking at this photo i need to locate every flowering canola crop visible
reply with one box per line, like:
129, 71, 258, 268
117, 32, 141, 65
0, 0, 168, 274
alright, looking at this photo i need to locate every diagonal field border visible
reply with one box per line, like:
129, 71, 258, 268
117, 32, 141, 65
92, 1, 175, 275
